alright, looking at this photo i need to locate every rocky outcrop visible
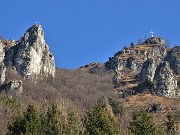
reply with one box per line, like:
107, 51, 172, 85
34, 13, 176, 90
106, 37, 167, 73
5, 24, 55, 79
107, 36, 180, 98
147, 103, 164, 113
106, 57, 121, 71
153, 61, 177, 98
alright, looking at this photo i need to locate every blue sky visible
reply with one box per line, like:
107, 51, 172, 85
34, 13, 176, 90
0, 0, 180, 69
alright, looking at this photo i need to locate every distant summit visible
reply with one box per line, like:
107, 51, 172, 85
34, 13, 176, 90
106, 36, 180, 98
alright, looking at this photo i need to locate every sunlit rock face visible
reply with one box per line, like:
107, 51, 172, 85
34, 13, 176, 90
5, 24, 55, 79
0, 41, 6, 85
140, 58, 156, 82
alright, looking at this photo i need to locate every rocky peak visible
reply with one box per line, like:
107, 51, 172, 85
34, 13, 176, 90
23, 24, 45, 50
5, 23, 55, 79
106, 36, 180, 98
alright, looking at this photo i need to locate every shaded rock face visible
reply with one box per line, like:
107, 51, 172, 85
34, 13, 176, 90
106, 57, 120, 71
112, 71, 121, 88
154, 61, 177, 98
168, 46, 180, 74
140, 59, 156, 82
127, 57, 140, 70
5, 24, 55, 79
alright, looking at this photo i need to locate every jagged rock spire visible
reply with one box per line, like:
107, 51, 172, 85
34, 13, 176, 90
5, 24, 55, 79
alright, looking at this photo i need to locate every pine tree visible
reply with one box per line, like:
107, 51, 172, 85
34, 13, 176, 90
41, 104, 61, 135
64, 110, 80, 135
164, 112, 178, 135
128, 108, 158, 135
84, 99, 119, 135
108, 98, 124, 116
8, 104, 41, 135
8, 114, 26, 135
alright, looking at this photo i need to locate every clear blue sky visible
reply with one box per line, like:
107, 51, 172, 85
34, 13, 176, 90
0, 0, 180, 69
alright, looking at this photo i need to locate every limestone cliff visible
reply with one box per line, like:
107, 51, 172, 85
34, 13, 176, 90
0, 23, 55, 95
5, 24, 55, 79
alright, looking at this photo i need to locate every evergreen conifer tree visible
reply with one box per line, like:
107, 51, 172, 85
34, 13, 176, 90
8, 104, 41, 135
41, 104, 60, 135
84, 99, 119, 135
128, 109, 159, 135
164, 112, 178, 135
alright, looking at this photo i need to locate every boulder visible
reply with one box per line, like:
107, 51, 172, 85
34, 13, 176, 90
148, 103, 164, 113
4, 80, 23, 95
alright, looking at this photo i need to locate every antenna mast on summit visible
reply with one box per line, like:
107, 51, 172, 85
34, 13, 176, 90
149, 31, 154, 37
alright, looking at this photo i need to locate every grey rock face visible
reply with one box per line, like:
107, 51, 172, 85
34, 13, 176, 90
0, 41, 6, 85
0, 64, 6, 85
4, 80, 23, 95
127, 57, 139, 70
148, 46, 167, 61
153, 61, 177, 98
5, 24, 55, 79
140, 59, 156, 82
